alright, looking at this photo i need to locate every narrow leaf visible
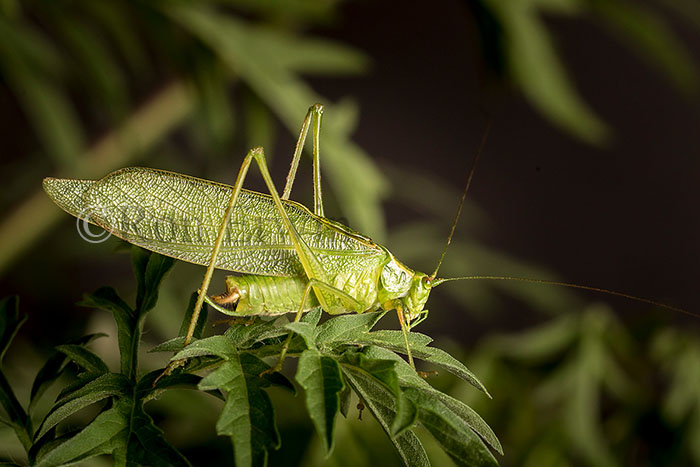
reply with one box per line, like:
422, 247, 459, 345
30, 333, 107, 411
126, 404, 191, 466
36, 373, 130, 440
225, 316, 288, 348
173, 334, 237, 361
342, 366, 429, 467
198, 352, 286, 467
150, 336, 186, 353
0, 296, 26, 364
56, 344, 109, 375
404, 387, 498, 466
296, 349, 344, 453
412, 347, 490, 397
301, 307, 323, 327
284, 321, 317, 350
314, 311, 386, 346
132, 247, 175, 314
391, 393, 418, 437
79, 286, 134, 376
0, 368, 31, 450
362, 345, 502, 454
34, 404, 128, 467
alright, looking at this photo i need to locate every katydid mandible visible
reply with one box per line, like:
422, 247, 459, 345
43, 104, 477, 371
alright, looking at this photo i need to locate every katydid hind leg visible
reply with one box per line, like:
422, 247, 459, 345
282, 106, 313, 200
249, 146, 348, 315
311, 104, 324, 217
282, 103, 325, 219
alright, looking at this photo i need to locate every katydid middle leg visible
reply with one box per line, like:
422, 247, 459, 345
262, 278, 363, 375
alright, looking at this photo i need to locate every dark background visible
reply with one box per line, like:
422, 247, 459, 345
0, 1, 699, 465
315, 1, 700, 319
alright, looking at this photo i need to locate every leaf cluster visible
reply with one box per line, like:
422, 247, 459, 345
451, 304, 700, 466
0, 247, 501, 466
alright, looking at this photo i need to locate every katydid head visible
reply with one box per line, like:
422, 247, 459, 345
402, 272, 432, 323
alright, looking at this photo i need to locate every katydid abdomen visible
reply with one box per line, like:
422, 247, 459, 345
218, 275, 321, 316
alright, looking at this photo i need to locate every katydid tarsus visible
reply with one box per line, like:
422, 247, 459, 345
42, 104, 693, 377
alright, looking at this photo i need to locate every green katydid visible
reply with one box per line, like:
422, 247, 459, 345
43, 104, 457, 371
42, 104, 692, 375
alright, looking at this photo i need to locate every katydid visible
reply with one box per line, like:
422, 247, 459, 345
42, 104, 692, 375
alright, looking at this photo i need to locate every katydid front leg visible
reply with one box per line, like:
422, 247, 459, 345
159, 148, 259, 380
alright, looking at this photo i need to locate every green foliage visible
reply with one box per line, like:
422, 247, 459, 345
476, 0, 699, 143
0, 247, 499, 465
446, 304, 700, 466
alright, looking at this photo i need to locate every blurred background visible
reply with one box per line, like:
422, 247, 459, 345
1, 0, 699, 465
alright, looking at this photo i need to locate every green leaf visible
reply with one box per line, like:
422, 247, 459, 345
34, 404, 127, 467
0, 296, 31, 450
340, 351, 401, 398
125, 402, 192, 466
198, 352, 284, 467
339, 384, 352, 419
343, 329, 433, 351
412, 347, 490, 397
225, 317, 288, 348
36, 373, 130, 441
138, 370, 221, 403
284, 321, 317, 350
341, 365, 429, 467
150, 336, 187, 353
36, 373, 191, 466
391, 392, 418, 437
0, 367, 31, 451
302, 307, 323, 327
173, 334, 237, 361
296, 349, 345, 453
55, 344, 109, 375
340, 351, 424, 447
0, 296, 26, 364
79, 286, 135, 376
30, 333, 107, 412
314, 311, 386, 347
342, 326, 489, 396
132, 247, 175, 314
404, 387, 499, 466
362, 345, 502, 455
